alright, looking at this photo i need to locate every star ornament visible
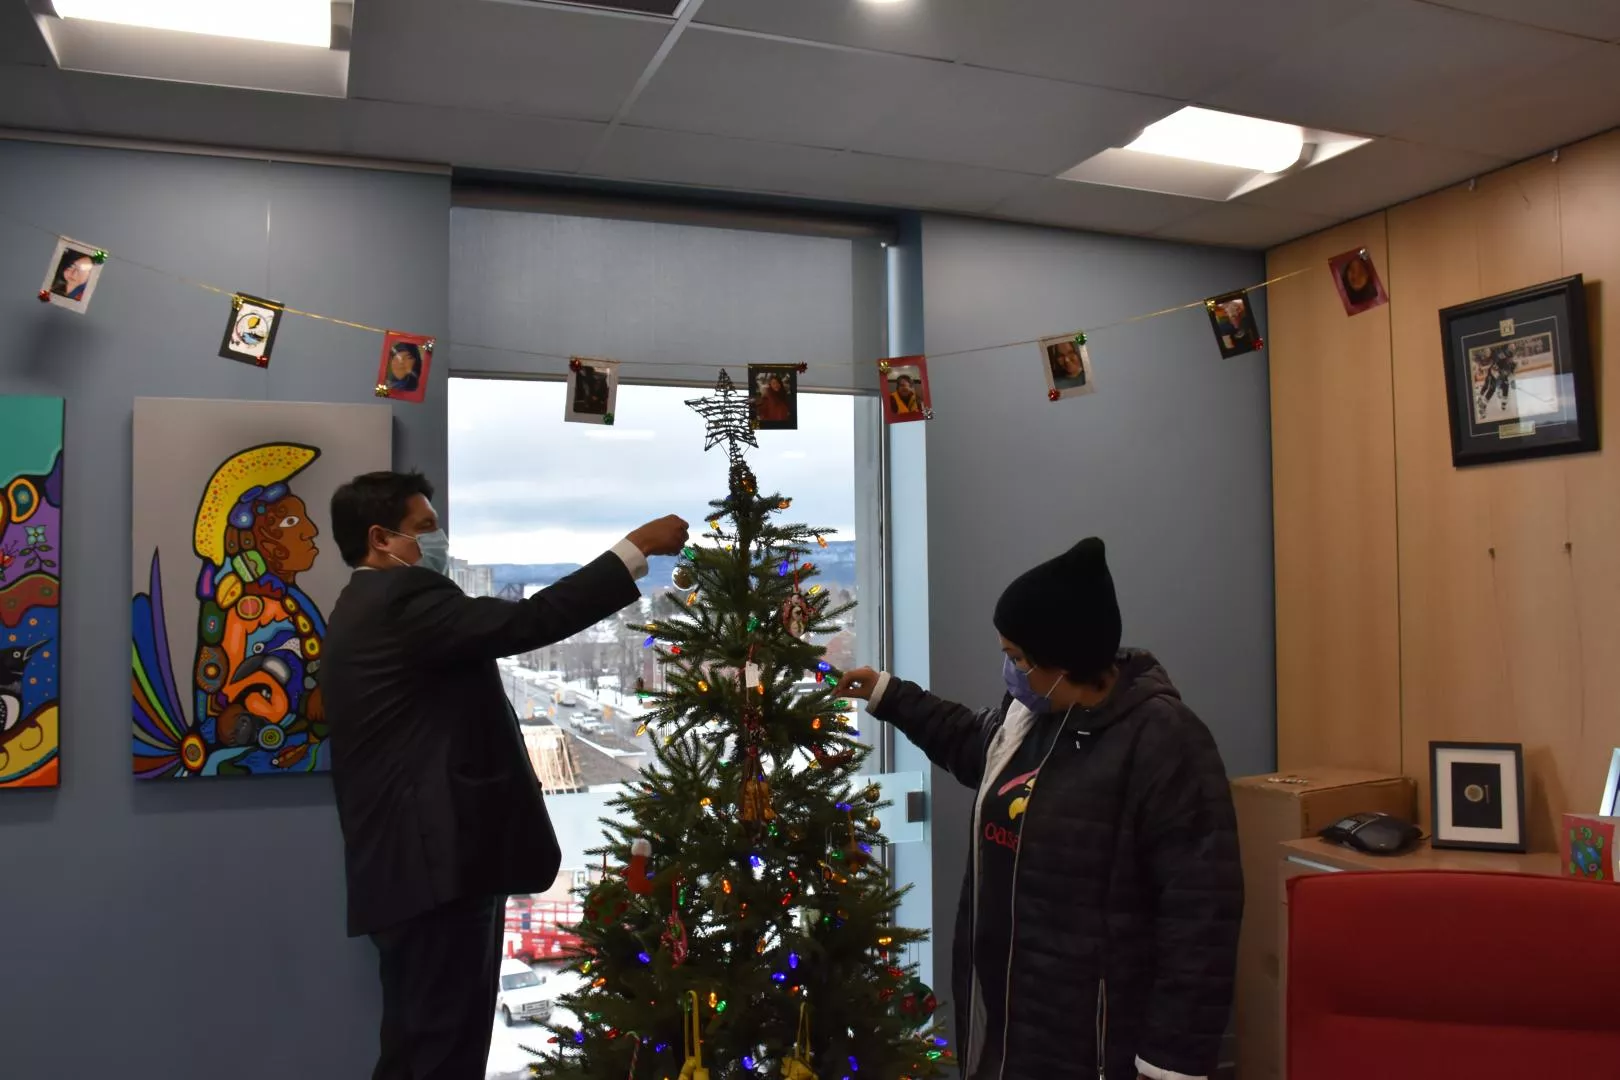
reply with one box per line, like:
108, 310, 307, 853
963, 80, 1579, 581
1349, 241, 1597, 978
685, 370, 758, 460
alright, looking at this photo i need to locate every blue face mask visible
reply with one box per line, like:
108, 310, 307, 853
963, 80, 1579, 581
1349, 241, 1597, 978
1003, 655, 1062, 713
388, 528, 451, 576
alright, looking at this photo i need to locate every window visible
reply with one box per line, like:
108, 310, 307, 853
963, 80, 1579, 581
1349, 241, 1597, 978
449, 376, 891, 1077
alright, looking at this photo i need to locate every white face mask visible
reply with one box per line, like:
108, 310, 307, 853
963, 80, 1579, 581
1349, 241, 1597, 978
387, 528, 450, 575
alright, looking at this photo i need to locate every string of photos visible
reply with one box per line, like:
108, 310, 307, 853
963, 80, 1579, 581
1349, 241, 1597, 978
21, 209, 1390, 428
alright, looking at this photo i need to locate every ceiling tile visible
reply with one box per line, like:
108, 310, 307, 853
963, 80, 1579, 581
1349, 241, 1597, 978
590, 125, 1038, 212
695, 0, 1366, 100
349, 0, 668, 122
341, 101, 605, 174
1240, 138, 1508, 219
988, 179, 1203, 236
626, 27, 908, 149
0, 5, 53, 66
1391, 41, 1620, 159
1151, 203, 1340, 249
0, 63, 83, 132
849, 61, 1177, 175
53, 71, 347, 155
1423, 0, 1620, 41
1205, 0, 1592, 138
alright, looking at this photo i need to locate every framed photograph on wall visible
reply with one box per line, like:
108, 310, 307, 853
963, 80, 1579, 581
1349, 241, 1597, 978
1439, 275, 1595, 468
1430, 741, 1526, 852
1601, 748, 1620, 817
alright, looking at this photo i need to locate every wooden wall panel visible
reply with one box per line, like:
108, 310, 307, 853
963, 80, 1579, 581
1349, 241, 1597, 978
1272, 129, 1620, 853
1268, 218, 1402, 773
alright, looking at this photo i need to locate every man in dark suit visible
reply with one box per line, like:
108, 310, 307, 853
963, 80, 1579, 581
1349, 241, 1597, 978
322, 470, 688, 1080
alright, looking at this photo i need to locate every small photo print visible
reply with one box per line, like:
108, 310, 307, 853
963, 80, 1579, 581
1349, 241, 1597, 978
1467, 330, 1558, 427
880, 356, 932, 425
747, 364, 799, 431
1328, 247, 1389, 316
40, 237, 106, 314
377, 331, 433, 404
1039, 334, 1096, 400
1205, 290, 1263, 359
566, 358, 620, 425
218, 294, 283, 367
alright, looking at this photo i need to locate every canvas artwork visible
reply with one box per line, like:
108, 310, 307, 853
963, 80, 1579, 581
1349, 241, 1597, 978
131, 398, 390, 779
0, 397, 63, 789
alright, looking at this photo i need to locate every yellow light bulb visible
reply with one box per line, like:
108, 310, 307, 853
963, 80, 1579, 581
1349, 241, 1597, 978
708, 992, 718, 1008
636, 723, 648, 737
812, 718, 822, 730
700, 797, 712, 807
698, 680, 709, 692
817, 535, 828, 548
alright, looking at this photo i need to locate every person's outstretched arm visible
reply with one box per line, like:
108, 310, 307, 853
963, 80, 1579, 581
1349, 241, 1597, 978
394, 515, 689, 667
836, 668, 1004, 790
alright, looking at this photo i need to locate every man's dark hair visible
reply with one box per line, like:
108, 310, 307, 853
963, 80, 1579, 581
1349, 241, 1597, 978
330, 471, 435, 567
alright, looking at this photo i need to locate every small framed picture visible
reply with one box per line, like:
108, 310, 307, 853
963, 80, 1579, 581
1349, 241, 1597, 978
1039, 334, 1096, 401
880, 356, 931, 425
1328, 247, 1389, 316
1440, 275, 1596, 468
219, 293, 283, 367
566, 358, 619, 425
1430, 741, 1526, 853
1205, 289, 1263, 358
377, 331, 434, 404
747, 364, 799, 431
1601, 748, 1620, 817
40, 237, 106, 314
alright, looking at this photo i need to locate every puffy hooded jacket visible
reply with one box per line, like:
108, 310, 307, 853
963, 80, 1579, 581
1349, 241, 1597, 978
869, 650, 1242, 1079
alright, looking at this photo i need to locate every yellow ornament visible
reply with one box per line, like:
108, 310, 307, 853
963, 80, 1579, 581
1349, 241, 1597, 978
680, 991, 711, 1080
781, 1004, 817, 1080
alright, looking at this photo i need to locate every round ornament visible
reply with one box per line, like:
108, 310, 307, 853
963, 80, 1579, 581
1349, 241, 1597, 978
671, 564, 696, 591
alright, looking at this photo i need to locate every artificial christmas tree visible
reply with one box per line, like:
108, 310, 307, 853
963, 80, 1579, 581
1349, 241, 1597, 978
530, 372, 948, 1080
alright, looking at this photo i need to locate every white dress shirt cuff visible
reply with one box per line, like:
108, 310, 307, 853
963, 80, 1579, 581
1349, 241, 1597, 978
1135, 1057, 1203, 1080
611, 539, 649, 580
866, 671, 893, 712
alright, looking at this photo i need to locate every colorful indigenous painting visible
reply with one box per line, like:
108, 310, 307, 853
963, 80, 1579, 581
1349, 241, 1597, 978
0, 397, 63, 789
131, 398, 390, 779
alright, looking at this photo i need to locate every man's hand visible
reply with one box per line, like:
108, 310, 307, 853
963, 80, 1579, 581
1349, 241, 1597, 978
833, 666, 880, 701
627, 515, 691, 557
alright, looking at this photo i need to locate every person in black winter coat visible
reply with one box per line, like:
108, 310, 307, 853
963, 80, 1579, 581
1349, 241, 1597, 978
835, 538, 1241, 1080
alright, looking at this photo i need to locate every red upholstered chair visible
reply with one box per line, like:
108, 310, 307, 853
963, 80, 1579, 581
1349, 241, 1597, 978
1286, 870, 1620, 1079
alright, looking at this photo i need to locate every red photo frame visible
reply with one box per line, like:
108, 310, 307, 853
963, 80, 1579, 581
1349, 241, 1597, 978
376, 331, 434, 404
879, 356, 932, 425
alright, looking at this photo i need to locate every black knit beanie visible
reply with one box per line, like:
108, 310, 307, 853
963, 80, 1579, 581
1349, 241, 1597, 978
992, 537, 1121, 678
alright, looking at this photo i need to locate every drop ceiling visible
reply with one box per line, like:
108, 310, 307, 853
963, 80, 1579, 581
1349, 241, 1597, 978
4, 0, 1620, 248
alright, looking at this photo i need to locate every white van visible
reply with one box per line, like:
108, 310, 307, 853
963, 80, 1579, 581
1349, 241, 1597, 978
496, 958, 552, 1026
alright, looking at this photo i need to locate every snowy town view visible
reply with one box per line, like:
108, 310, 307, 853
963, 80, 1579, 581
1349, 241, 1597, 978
447, 378, 865, 1077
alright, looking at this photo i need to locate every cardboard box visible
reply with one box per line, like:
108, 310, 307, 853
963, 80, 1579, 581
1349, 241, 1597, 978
1232, 769, 1415, 1080
1560, 814, 1619, 882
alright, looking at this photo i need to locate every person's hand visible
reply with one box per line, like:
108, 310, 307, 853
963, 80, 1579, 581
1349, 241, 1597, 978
627, 515, 690, 557
834, 666, 880, 701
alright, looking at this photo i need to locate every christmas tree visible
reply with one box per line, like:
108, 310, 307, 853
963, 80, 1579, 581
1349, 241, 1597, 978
530, 372, 948, 1080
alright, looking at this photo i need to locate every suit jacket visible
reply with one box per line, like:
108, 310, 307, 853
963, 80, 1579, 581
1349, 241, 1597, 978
324, 553, 641, 936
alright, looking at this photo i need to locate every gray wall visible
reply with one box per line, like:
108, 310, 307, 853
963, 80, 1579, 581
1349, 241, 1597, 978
0, 138, 449, 1080
913, 213, 1276, 1007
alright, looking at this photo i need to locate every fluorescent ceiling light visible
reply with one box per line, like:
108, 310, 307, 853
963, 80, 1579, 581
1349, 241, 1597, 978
1126, 107, 1305, 175
51, 0, 332, 48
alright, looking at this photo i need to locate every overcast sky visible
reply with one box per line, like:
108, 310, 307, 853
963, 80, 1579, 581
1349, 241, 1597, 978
447, 377, 858, 565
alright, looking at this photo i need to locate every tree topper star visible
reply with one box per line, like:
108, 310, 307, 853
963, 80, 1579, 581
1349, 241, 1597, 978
685, 370, 758, 463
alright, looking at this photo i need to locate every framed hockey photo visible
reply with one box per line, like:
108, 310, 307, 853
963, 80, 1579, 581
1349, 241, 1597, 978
1039, 334, 1096, 401
377, 331, 434, 404
40, 237, 106, 314
219, 293, 283, 368
747, 364, 799, 431
1328, 247, 1389, 316
1205, 290, 1263, 358
1440, 275, 1595, 468
880, 356, 931, 425
566, 358, 619, 425
1430, 741, 1526, 853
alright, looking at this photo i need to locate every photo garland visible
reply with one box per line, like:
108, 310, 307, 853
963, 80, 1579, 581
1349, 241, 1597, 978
879, 356, 932, 425
38, 236, 107, 314
566, 357, 619, 425
1038, 333, 1096, 401
375, 331, 434, 404
219, 293, 284, 368
747, 364, 800, 431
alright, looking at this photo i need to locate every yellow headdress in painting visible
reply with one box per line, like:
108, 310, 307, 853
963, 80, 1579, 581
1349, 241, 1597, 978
192, 442, 319, 571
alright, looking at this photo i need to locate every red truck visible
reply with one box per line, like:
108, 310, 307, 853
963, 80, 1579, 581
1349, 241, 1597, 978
502, 895, 584, 964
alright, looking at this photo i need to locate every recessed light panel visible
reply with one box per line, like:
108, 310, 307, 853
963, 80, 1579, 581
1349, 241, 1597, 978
51, 0, 333, 48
